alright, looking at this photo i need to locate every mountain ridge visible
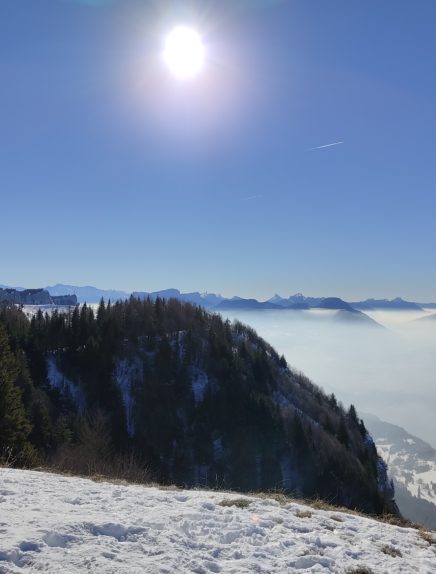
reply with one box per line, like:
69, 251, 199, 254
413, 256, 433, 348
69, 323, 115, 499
0, 287, 77, 307
2, 282, 434, 310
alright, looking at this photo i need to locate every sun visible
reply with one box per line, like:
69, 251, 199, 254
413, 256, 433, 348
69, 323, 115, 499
163, 26, 205, 80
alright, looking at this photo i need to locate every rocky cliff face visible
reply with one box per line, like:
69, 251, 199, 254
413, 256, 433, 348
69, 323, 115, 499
51, 294, 78, 306
0, 288, 77, 306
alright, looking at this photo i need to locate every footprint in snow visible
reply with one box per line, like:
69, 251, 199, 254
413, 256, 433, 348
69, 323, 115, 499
43, 531, 77, 548
0, 549, 29, 568
19, 541, 41, 553
87, 523, 146, 541
64, 497, 84, 506
204, 561, 220, 573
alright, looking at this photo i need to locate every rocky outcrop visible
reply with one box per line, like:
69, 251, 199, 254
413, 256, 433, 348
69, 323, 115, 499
0, 288, 77, 306
51, 294, 78, 306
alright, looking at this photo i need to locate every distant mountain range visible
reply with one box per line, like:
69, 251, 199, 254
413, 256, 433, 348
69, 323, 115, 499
131, 291, 377, 325
132, 289, 224, 309
46, 284, 130, 304
351, 298, 423, 311
2, 283, 435, 314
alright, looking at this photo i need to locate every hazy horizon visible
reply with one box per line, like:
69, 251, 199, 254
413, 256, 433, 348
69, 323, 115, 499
2, 280, 436, 305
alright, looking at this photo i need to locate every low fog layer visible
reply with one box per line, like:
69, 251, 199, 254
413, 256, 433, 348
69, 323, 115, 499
219, 308, 436, 448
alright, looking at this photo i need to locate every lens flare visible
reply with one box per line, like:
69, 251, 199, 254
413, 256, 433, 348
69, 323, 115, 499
163, 26, 205, 79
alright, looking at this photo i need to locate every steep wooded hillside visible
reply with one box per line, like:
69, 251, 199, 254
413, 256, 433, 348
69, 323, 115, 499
0, 299, 394, 514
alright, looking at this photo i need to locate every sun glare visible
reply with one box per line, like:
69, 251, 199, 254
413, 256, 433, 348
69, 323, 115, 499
163, 26, 205, 80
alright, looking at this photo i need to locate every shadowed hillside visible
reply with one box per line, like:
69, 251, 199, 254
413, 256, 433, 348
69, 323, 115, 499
0, 298, 395, 514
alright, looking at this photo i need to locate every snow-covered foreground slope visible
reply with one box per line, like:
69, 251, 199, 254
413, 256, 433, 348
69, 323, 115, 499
1, 470, 435, 574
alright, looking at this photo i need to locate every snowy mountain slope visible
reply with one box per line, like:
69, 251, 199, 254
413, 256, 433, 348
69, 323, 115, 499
267, 294, 324, 308
364, 414, 436, 530
1, 469, 435, 574
214, 298, 282, 310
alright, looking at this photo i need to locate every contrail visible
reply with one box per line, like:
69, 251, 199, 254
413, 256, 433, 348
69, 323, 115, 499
310, 141, 344, 150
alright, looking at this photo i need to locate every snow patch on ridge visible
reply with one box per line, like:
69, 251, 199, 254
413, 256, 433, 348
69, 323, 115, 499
47, 357, 85, 413
191, 368, 209, 404
114, 358, 142, 436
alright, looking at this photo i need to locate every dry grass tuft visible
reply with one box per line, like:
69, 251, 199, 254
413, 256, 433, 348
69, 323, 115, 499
381, 545, 402, 557
50, 447, 152, 485
219, 498, 251, 509
308, 498, 339, 511
295, 510, 313, 519
418, 529, 436, 545
345, 567, 375, 574
249, 490, 290, 505
378, 513, 417, 529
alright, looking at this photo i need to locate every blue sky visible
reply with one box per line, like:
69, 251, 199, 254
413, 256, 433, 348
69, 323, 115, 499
1, 0, 435, 300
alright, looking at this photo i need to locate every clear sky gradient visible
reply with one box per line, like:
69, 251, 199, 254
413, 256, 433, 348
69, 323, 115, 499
1, 0, 435, 300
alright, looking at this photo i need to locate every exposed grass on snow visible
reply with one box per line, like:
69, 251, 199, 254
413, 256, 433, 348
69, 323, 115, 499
381, 544, 402, 557
219, 498, 252, 509
419, 529, 436, 545
345, 567, 375, 574
247, 491, 423, 531
295, 509, 313, 518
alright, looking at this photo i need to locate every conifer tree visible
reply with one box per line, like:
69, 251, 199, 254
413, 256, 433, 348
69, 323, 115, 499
0, 325, 33, 462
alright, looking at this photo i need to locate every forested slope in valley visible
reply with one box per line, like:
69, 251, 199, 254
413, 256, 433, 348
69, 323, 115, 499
0, 298, 395, 514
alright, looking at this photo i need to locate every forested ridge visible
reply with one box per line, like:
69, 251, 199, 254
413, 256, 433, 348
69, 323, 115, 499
0, 298, 395, 514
